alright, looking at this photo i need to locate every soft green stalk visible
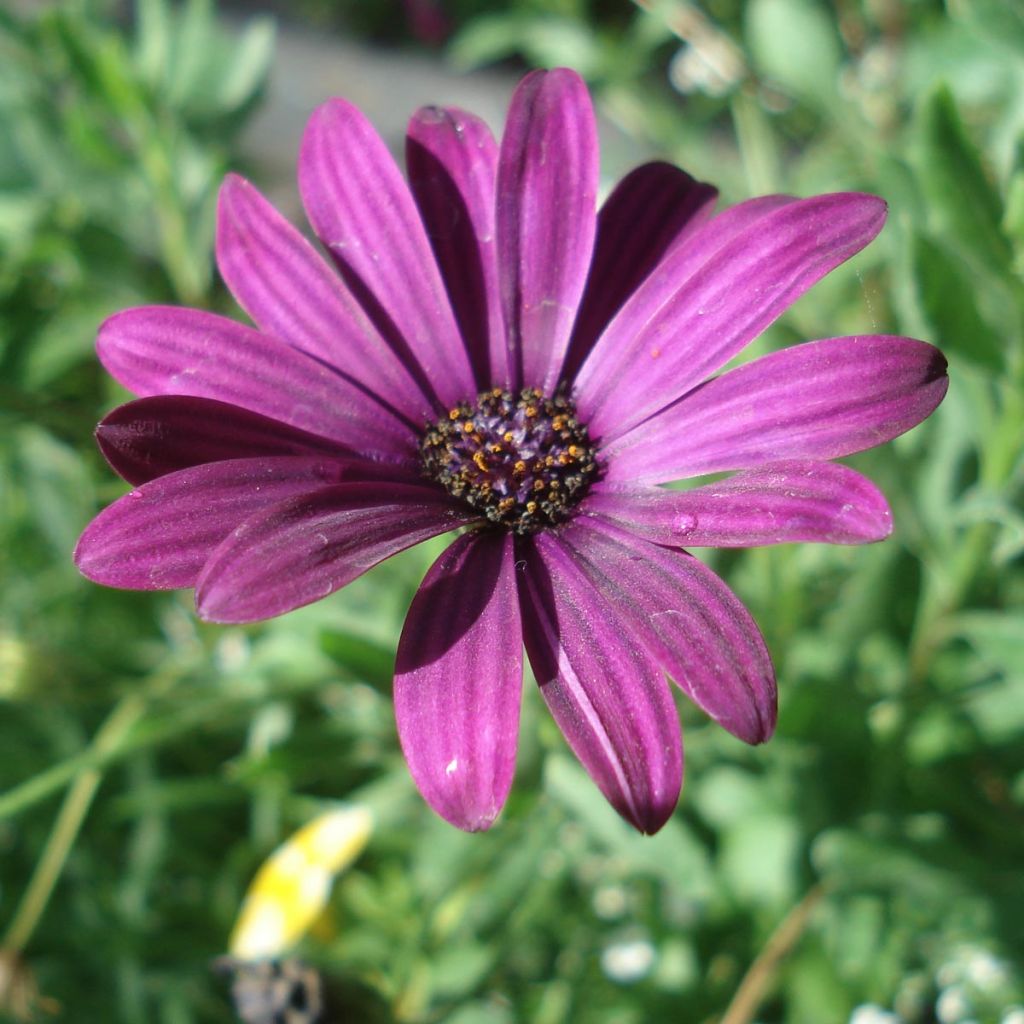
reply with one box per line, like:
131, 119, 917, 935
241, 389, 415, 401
1, 693, 146, 953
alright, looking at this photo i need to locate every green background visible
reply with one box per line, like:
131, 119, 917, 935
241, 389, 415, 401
1, 1, 1022, 1021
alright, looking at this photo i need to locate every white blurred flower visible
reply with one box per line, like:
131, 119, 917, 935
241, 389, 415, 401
600, 938, 656, 984
849, 1003, 902, 1024
964, 948, 1009, 991
936, 985, 972, 1024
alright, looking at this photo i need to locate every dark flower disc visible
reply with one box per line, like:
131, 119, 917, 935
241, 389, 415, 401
420, 386, 599, 534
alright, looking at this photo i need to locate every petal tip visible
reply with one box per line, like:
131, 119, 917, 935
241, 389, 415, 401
630, 798, 678, 836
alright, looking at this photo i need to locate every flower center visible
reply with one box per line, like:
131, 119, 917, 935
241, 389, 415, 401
420, 386, 599, 535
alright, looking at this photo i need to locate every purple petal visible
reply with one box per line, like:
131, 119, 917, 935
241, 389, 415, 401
75, 457, 358, 590
570, 193, 795, 395
196, 483, 474, 623
217, 174, 435, 422
298, 98, 477, 408
584, 461, 893, 547
518, 532, 682, 834
395, 531, 522, 832
97, 306, 416, 458
605, 335, 949, 484
557, 519, 776, 745
96, 396, 357, 485
407, 106, 505, 391
562, 162, 717, 381
496, 68, 599, 393
576, 193, 887, 441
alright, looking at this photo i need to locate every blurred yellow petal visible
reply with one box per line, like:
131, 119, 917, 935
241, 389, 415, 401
229, 805, 373, 960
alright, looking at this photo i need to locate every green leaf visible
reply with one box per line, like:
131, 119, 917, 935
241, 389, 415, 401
952, 0, 1024, 53
812, 829, 964, 900
318, 629, 395, 690
911, 231, 1005, 371
427, 944, 496, 1001
449, 14, 529, 69
1003, 169, 1024, 275
954, 610, 1024, 670
14, 425, 94, 560
213, 17, 275, 114
165, 0, 214, 109
744, 0, 842, 107
134, 0, 171, 87
21, 288, 136, 387
719, 813, 800, 907
916, 84, 1012, 277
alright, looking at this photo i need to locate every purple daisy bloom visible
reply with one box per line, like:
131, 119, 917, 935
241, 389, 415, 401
75, 69, 947, 835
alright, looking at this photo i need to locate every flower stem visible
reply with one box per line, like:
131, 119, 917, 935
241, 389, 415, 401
730, 90, 781, 195
1, 693, 146, 954
718, 884, 825, 1024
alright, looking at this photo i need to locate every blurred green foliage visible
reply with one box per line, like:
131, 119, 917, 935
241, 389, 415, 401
1, 1, 1023, 1023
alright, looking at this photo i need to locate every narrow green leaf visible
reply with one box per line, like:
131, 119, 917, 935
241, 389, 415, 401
134, 0, 171, 89
319, 630, 395, 689
214, 18, 275, 114
911, 231, 1005, 370
916, 84, 1012, 276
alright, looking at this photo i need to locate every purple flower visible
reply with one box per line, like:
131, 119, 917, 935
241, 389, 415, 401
75, 69, 947, 834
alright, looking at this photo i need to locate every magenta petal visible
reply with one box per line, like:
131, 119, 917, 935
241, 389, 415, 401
496, 68, 599, 392
577, 193, 887, 441
96, 396, 357, 485
97, 306, 415, 457
585, 461, 893, 547
519, 532, 682, 834
558, 519, 776, 744
216, 175, 434, 422
298, 98, 476, 408
572, 193, 795, 402
606, 335, 949, 484
75, 457, 357, 590
195, 484, 474, 623
563, 162, 717, 381
407, 106, 505, 391
395, 531, 522, 832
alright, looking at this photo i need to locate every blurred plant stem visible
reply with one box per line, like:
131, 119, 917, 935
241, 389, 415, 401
718, 883, 826, 1024
1, 692, 147, 955
73, 27, 209, 305
730, 91, 780, 195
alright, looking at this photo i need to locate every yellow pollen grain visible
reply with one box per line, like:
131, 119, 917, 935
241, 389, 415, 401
533, 479, 545, 491
525, 406, 537, 418
526, 501, 538, 515
499, 497, 515, 511
448, 408, 461, 421
503, 432, 514, 443
462, 421, 475, 434
472, 451, 488, 472
568, 445, 581, 458
489, 443, 503, 454
514, 460, 527, 475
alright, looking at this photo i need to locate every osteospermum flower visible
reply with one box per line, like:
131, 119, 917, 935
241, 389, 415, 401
75, 69, 947, 834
